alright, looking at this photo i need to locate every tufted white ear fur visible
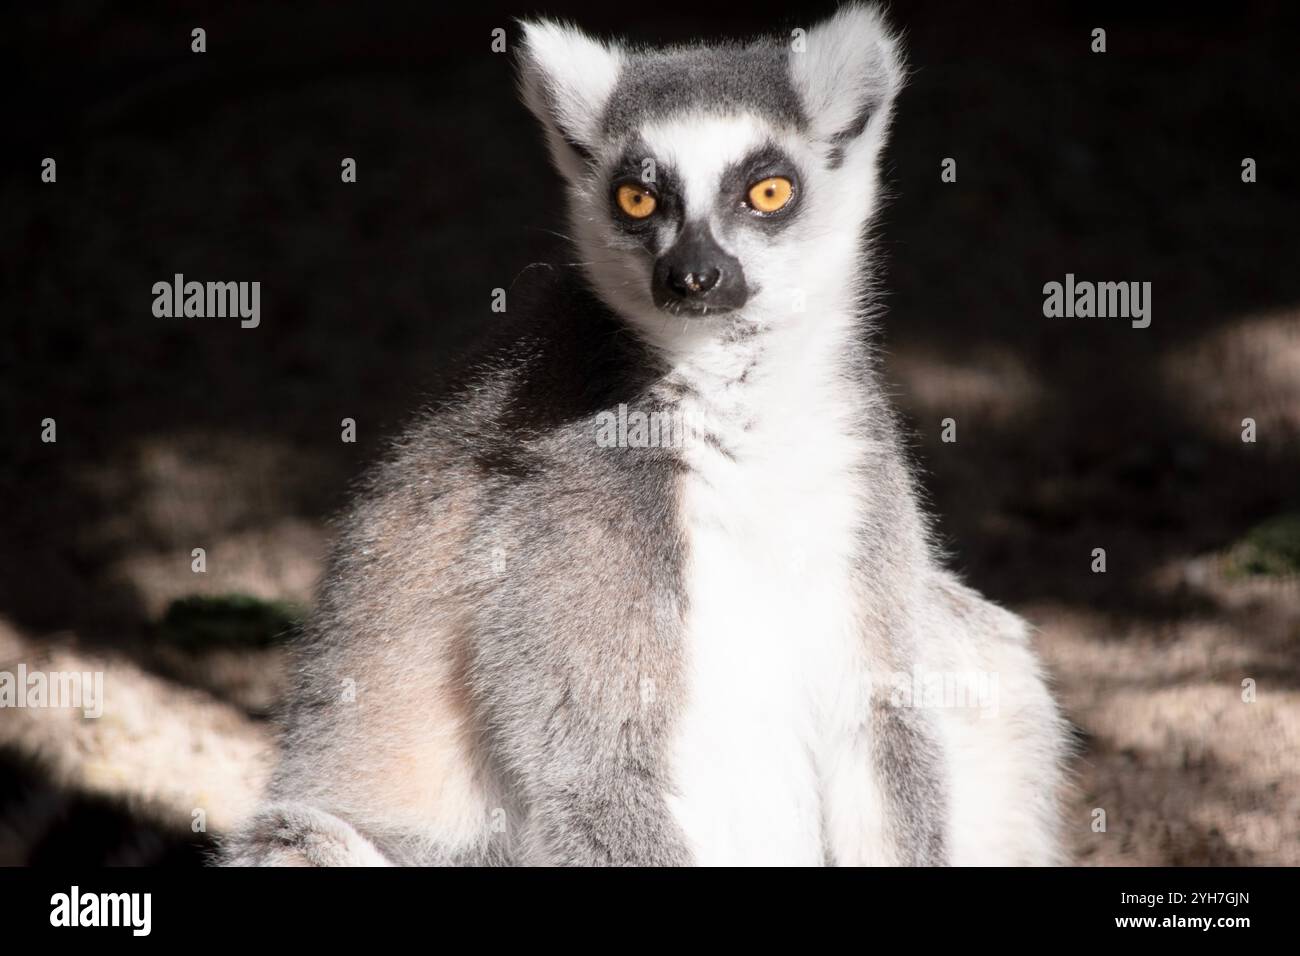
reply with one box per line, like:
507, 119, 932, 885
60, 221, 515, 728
517, 20, 624, 181
789, 4, 906, 162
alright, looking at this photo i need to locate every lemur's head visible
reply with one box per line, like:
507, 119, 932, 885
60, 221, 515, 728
518, 4, 904, 349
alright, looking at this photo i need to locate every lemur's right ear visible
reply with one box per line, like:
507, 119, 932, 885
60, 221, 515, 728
517, 20, 623, 177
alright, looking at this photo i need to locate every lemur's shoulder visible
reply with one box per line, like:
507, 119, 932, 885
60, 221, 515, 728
338, 268, 661, 511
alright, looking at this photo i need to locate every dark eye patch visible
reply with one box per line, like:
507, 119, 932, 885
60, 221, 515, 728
606, 143, 681, 251
718, 143, 803, 233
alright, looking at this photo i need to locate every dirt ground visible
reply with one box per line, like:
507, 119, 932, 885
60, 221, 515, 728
3, 1, 1298, 865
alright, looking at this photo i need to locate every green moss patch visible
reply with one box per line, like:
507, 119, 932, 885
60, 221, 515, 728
1225, 513, 1300, 579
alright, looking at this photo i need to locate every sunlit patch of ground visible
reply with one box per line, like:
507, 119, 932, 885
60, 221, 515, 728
888, 345, 1045, 426
1029, 545, 1300, 866
1161, 309, 1300, 440
75, 433, 330, 619
0, 618, 275, 863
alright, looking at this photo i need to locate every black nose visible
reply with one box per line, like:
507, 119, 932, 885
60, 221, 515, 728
652, 223, 748, 314
668, 267, 720, 297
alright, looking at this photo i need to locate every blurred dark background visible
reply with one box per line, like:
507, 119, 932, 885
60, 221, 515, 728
3, 0, 1298, 865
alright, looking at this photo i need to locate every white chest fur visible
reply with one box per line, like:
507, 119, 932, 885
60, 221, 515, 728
662, 338, 873, 865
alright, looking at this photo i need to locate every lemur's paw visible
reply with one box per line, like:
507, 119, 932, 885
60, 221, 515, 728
219, 802, 393, 867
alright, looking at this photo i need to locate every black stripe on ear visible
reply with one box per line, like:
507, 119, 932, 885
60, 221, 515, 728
834, 105, 874, 145
825, 96, 880, 169
563, 133, 594, 163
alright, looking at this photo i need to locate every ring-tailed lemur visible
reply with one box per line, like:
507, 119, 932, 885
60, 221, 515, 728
222, 4, 1067, 867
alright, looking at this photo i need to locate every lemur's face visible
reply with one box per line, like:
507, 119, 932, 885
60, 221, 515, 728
604, 116, 805, 318
519, 5, 904, 348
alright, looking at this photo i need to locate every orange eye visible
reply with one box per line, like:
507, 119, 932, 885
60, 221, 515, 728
747, 176, 793, 213
616, 184, 657, 219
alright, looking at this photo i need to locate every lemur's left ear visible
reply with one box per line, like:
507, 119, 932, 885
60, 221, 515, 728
789, 4, 905, 161
517, 20, 623, 177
